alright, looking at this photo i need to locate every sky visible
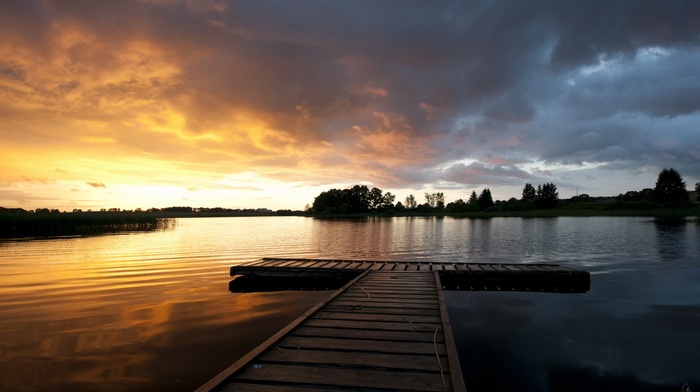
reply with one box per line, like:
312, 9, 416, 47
1, 0, 699, 211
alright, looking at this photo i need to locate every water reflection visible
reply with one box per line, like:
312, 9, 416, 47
1, 216, 699, 391
0, 285, 327, 391
654, 219, 687, 261
446, 265, 700, 391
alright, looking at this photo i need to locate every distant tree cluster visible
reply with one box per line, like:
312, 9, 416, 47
612, 168, 690, 208
443, 189, 495, 212
311, 185, 395, 214
308, 169, 691, 216
654, 168, 689, 203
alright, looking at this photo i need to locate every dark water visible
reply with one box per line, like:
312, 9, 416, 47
1, 216, 699, 391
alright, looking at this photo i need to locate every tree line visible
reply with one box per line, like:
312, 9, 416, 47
309, 167, 696, 215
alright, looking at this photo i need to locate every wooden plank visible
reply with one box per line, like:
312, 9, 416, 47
256, 259, 287, 267
347, 285, 437, 292
236, 363, 449, 391
442, 264, 457, 271
345, 288, 437, 296
353, 285, 437, 292
327, 300, 441, 311
195, 269, 372, 392
345, 261, 365, 269
277, 336, 447, 356
343, 289, 437, 296
333, 261, 352, 269
364, 273, 435, 280
353, 279, 436, 286
318, 261, 341, 269
339, 295, 438, 303
434, 271, 467, 392
356, 261, 374, 270
292, 326, 445, 343
239, 258, 271, 267
490, 264, 510, 271
262, 348, 445, 371
334, 296, 438, 305
221, 383, 348, 392
321, 306, 441, 317
352, 277, 435, 283
304, 318, 440, 332
328, 296, 437, 309
316, 312, 442, 324
361, 280, 435, 286
283, 260, 313, 268
342, 293, 437, 301
357, 279, 435, 285
306, 260, 332, 268
275, 259, 305, 267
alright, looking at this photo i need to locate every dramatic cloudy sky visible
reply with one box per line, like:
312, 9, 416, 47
2, 0, 699, 211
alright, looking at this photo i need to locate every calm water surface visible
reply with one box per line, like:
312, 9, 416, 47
1, 216, 699, 391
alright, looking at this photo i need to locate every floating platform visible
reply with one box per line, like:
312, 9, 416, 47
229, 257, 591, 293
198, 258, 590, 391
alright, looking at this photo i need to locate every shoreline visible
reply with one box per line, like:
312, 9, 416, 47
2, 206, 698, 240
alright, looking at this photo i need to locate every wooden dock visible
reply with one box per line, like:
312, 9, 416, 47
198, 258, 590, 391
229, 257, 591, 293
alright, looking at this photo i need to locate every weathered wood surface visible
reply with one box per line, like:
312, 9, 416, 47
199, 270, 466, 392
230, 257, 591, 293
200, 258, 590, 391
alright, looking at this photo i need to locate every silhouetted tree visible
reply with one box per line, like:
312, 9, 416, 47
445, 199, 465, 212
380, 192, 396, 210
477, 189, 494, 210
405, 194, 417, 209
446, 199, 480, 213
696, 182, 700, 201
654, 168, 688, 203
311, 188, 345, 213
311, 185, 398, 214
522, 183, 536, 201
435, 192, 445, 209
468, 191, 478, 207
368, 187, 383, 209
424, 193, 434, 208
535, 183, 559, 209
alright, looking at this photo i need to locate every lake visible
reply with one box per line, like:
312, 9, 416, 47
1, 216, 699, 391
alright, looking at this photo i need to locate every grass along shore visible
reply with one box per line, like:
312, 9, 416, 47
311, 204, 700, 219
2, 202, 698, 239
0, 210, 175, 239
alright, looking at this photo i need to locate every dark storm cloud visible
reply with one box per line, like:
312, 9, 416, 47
442, 161, 535, 188
2, 0, 699, 195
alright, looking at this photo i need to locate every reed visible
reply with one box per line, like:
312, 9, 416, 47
0, 211, 175, 239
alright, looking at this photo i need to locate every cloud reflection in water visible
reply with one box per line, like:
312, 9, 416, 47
446, 266, 700, 392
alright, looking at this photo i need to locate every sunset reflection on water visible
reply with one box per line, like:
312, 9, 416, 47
0, 218, 329, 391
1, 216, 699, 391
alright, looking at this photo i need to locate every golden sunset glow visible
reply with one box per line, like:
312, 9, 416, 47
2, 1, 699, 211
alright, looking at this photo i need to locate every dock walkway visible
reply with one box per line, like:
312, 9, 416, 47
199, 268, 465, 391
198, 258, 590, 391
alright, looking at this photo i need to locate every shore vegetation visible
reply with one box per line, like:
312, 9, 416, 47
2, 169, 698, 239
0, 209, 175, 239
308, 167, 699, 218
